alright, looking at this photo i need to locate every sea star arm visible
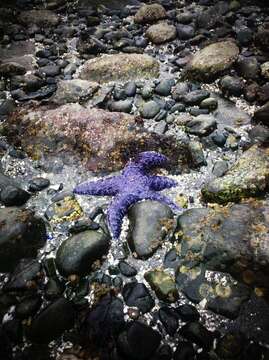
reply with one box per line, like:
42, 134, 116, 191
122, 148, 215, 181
107, 193, 141, 239
149, 175, 178, 191
73, 176, 120, 196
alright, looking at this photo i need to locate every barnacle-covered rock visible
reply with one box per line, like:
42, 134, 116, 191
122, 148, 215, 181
173, 199, 269, 292
4, 104, 191, 173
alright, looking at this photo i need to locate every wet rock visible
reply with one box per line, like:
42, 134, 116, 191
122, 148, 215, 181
45, 194, 83, 223
0, 62, 26, 77
16, 85, 57, 101
153, 344, 173, 360
40, 64, 60, 77
6, 104, 191, 173
53, 79, 99, 105
185, 115, 217, 136
212, 160, 229, 177
139, 100, 161, 119
176, 304, 200, 322
146, 22, 177, 45
0, 208, 46, 273
185, 41, 239, 81
212, 94, 250, 127
122, 282, 154, 313
159, 306, 179, 336
85, 293, 125, 343
164, 248, 181, 270
124, 81, 137, 97
145, 269, 178, 302
79, 54, 159, 84
0, 99, 16, 118
216, 333, 244, 359
188, 141, 206, 168
261, 62, 269, 80
249, 125, 269, 145
56, 229, 110, 277
27, 298, 75, 344
176, 24, 195, 40
174, 200, 269, 289
117, 321, 161, 360
179, 322, 215, 350
0, 183, 30, 206
118, 261, 137, 277
15, 295, 42, 319
174, 341, 195, 360
237, 57, 259, 80
183, 90, 210, 106
109, 99, 133, 113
4, 259, 42, 292
202, 145, 269, 203
127, 200, 173, 259
253, 101, 269, 126
19, 10, 59, 27
220, 75, 244, 97
155, 79, 175, 97
257, 83, 269, 104
28, 177, 50, 192
44, 278, 64, 300
200, 97, 218, 111
134, 4, 167, 24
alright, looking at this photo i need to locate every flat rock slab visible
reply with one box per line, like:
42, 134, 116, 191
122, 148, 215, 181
0, 41, 35, 59
78, 53, 159, 84
185, 41, 239, 81
18, 10, 59, 27
5, 104, 191, 173
202, 145, 269, 204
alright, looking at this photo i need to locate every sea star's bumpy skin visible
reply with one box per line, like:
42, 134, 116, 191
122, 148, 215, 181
74, 151, 181, 239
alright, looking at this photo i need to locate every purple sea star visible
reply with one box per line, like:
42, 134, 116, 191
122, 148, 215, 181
74, 151, 181, 239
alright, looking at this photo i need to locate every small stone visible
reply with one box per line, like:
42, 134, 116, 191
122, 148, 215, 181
188, 141, 206, 168
134, 4, 167, 24
253, 101, 269, 126
261, 62, 269, 80
26, 298, 75, 344
109, 99, 133, 113
124, 81, 137, 97
0, 209, 46, 273
179, 322, 215, 350
200, 97, 218, 111
183, 90, 210, 106
212, 160, 229, 177
146, 22, 177, 45
28, 177, 50, 192
155, 79, 175, 97
174, 341, 196, 360
159, 306, 179, 336
122, 282, 154, 313
186, 115, 217, 136
139, 100, 161, 119
56, 229, 110, 277
117, 321, 161, 360
220, 75, 244, 97
176, 304, 200, 322
127, 200, 173, 259
145, 269, 178, 302
176, 24, 195, 40
237, 57, 259, 80
118, 261, 137, 277
0, 185, 30, 206
40, 64, 60, 77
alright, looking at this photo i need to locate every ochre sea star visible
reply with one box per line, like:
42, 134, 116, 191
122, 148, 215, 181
74, 151, 181, 239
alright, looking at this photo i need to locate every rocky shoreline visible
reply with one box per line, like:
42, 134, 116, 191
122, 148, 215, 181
0, 0, 269, 359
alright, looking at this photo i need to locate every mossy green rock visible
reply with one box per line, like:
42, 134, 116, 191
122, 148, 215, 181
145, 269, 178, 302
79, 53, 159, 84
202, 145, 269, 204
